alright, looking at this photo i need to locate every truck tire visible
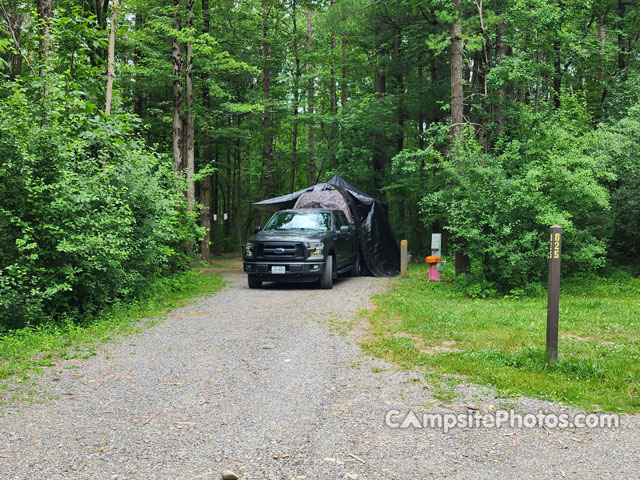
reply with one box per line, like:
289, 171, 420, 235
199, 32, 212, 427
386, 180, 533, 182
348, 251, 361, 277
320, 255, 334, 289
248, 276, 262, 289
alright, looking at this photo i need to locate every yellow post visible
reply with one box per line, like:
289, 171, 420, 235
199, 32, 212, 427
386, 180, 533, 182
400, 240, 408, 278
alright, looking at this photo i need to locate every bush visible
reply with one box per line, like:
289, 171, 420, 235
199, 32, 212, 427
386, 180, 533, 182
421, 98, 612, 291
0, 78, 199, 329
592, 103, 640, 266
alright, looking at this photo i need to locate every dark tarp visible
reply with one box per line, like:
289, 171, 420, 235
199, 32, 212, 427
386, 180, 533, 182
252, 174, 400, 277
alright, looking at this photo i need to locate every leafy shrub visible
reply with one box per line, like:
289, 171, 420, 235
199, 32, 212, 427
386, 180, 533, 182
0, 78, 199, 329
592, 103, 640, 266
420, 98, 612, 291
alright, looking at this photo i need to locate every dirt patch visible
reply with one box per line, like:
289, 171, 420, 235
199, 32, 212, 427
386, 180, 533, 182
393, 331, 462, 354
561, 333, 615, 345
201, 255, 243, 273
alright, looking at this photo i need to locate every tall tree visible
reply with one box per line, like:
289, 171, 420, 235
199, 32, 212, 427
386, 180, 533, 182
172, 0, 184, 173
262, 0, 275, 197
200, 0, 212, 260
328, 0, 338, 169
494, 15, 505, 135
306, 10, 315, 186
104, 0, 120, 115
290, 0, 301, 193
36, 0, 52, 56
450, 0, 470, 275
184, 0, 195, 209
450, 0, 464, 148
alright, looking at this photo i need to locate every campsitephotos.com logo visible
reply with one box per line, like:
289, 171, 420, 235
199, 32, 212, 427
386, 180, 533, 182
385, 409, 620, 434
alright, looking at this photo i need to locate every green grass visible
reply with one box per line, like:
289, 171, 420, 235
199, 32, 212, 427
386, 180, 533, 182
363, 264, 640, 413
0, 268, 225, 383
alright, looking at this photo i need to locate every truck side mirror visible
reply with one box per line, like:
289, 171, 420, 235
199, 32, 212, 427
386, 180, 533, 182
254, 226, 262, 234
339, 225, 350, 234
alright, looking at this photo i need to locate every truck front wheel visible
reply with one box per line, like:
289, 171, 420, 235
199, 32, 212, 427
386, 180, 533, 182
320, 255, 334, 289
248, 276, 262, 289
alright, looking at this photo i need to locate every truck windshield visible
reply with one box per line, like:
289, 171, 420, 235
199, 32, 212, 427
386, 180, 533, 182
264, 211, 331, 231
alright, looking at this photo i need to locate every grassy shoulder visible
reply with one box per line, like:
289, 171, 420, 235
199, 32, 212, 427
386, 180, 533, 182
362, 264, 640, 413
0, 266, 226, 383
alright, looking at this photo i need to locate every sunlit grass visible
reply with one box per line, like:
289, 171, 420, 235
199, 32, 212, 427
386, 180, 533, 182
363, 264, 640, 413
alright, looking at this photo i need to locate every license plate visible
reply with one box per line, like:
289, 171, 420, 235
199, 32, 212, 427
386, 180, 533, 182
271, 266, 286, 274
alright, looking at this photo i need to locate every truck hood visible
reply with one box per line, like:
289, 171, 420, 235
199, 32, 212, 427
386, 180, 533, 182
251, 229, 329, 243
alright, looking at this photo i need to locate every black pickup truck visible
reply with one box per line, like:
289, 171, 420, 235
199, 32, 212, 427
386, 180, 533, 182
243, 209, 360, 289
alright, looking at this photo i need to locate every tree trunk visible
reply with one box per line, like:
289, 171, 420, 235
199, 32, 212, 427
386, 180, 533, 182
329, 0, 337, 170
341, 37, 348, 107
598, 24, 606, 81
184, 0, 195, 209
104, 0, 119, 115
451, 0, 470, 275
200, 138, 212, 260
395, 33, 404, 153
306, 10, 315, 186
374, 52, 385, 99
36, 0, 53, 57
262, 0, 275, 197
95, 0, 104, 29
472, 50, 489, 151
553, 42, 561, 109
618, 0, 626, 70
134, 10, 143, 117
224, 144, 231, 237
599, 22, 607, 112
172, 0, 184, 173
495, 16, 505, 135
450, 0, 464, 148
418, 64, 424, 149
234, 124, 245, 252
199, 0, 212, 261
455, 249, 470, 275
213, 146, 220, 256
291, 0, 300, 193
430, 57, 439, 121
373, 47, 386, 189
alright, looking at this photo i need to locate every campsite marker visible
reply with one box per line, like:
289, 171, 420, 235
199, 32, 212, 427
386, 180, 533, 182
546, 225, 562, 363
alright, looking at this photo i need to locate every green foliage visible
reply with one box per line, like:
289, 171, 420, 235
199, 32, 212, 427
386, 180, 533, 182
0, 77, 199, 329
420, 99, 612, 291
592, 102, 640, 266
2, 0, 640, 320
337, 94, 397, 189
0, 268, 225, 383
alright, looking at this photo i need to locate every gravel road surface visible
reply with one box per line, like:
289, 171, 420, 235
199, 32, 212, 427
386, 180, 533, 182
0, 270, 638, 479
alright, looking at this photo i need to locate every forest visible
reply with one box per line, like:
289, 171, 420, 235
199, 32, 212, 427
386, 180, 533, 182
1, 0, 640, 328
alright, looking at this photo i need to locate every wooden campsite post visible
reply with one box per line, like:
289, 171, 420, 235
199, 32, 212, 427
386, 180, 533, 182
400, 240, 408, 278
546, 226, 562, 363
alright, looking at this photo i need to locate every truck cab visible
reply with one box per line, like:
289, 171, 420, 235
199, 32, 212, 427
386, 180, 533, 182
243, 209, 360, 289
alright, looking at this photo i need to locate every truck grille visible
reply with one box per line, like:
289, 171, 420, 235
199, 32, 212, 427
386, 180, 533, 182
257, 242, 305, 260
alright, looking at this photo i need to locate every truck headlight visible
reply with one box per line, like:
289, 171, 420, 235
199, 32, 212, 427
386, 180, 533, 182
307, 242, 324, 258
245, 242, 255, 258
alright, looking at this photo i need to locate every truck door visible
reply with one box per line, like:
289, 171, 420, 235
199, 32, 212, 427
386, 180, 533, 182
334, 211, 355, 268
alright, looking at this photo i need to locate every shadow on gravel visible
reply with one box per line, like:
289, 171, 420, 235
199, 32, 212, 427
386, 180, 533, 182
254, 276, 353, 290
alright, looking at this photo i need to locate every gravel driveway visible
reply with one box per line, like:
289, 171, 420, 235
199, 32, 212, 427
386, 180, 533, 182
0, 271, 638, 479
